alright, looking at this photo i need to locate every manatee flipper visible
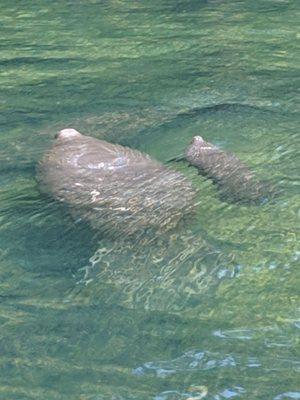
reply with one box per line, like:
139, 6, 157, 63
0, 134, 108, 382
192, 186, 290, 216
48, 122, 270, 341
166, 154, 185, 163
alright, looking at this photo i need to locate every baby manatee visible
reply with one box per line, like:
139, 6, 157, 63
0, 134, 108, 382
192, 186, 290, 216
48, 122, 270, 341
37, 129, 196, 238
185, 136, 268, 204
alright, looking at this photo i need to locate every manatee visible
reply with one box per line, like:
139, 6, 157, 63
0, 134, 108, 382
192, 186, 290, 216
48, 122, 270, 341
184, 136, 268, 204
36, 129, 196, 238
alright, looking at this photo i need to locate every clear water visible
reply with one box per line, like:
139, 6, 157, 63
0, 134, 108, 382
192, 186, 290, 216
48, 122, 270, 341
0, 1, 299, 399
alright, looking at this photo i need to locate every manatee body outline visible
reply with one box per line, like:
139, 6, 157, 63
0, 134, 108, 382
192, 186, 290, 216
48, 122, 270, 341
37, 129, 196, 238
184, 135, 267, 204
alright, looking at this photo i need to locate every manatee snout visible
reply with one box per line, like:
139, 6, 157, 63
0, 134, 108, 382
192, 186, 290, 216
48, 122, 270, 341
55, 128, 82, 140
186, 135, 217, 158
190, 135, 205, 145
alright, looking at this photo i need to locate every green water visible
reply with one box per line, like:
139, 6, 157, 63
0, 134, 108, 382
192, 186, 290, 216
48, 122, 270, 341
0, 1, 299, 399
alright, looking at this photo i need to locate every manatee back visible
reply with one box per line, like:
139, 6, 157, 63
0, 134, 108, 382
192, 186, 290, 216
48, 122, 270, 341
37, 130, 196, 237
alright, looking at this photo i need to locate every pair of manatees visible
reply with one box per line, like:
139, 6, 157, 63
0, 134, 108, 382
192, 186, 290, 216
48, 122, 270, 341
37, 128, 267, 238
37, 129, 270, 310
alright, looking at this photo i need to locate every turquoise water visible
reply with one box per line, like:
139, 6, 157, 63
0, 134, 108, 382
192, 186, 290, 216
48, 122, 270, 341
0, 1, 299, 399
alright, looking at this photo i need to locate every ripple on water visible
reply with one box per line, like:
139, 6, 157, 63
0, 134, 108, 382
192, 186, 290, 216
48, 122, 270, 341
0, 0, 299, 398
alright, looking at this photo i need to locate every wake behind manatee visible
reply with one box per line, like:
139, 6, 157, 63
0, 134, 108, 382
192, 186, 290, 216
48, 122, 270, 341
71, 226, 237, 312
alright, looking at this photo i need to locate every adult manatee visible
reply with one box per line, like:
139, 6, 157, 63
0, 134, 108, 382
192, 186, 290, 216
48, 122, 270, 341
37, 129, 196, 238
184, 136, 269, 204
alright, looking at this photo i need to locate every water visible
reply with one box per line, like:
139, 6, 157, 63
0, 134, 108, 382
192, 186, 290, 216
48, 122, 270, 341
0, 0, 299, 399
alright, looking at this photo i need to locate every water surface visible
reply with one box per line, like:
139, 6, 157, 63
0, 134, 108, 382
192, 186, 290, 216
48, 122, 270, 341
0, 1, 299, 399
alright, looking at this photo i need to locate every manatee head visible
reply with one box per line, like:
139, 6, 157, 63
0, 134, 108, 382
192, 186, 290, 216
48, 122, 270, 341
55, 128, 82, 140
191, 135, 205, 145
185, 135, 217, 160
190, 135, 216, 149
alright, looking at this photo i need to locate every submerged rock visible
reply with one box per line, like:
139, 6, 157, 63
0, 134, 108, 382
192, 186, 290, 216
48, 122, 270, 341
36, 129, 196, 238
